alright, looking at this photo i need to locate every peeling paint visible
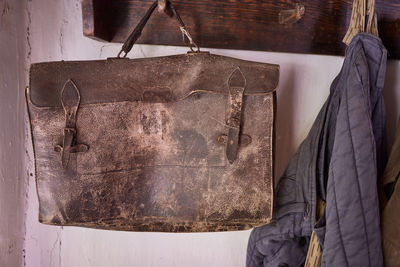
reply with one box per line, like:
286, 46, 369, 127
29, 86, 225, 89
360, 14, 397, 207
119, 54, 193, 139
48, 230, 61, 267
0, 1, 10, 30
0, 0, 29, 266
99, 44, 114, 58
59, 19, 68, 57
138, 45, 147, 58
23, 248, 26, 267
59, 30, 63, 56
25, 3, 31, 61
1, 1, 10, 17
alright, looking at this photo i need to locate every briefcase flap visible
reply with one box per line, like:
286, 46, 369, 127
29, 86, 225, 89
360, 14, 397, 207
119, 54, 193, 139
27, 52, 279, 232
29, 53, 278, 107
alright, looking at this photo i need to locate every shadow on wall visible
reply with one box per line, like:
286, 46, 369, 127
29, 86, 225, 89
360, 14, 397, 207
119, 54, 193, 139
274, 66, 296, 184
383, 61, 400, 150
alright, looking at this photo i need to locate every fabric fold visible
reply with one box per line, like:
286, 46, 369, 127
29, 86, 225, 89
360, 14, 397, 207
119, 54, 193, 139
247, 33, 387, 267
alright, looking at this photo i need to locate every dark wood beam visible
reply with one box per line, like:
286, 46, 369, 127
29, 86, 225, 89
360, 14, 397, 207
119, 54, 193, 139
82, 0, 400, 59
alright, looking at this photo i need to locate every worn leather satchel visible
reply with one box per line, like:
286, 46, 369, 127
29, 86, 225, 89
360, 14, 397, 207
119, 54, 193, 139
26, 1, 279, 232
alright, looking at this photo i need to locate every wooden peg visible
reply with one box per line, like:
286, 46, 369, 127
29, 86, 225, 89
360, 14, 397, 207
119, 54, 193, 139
158, 0, 173, 17
158, 0, 167, 12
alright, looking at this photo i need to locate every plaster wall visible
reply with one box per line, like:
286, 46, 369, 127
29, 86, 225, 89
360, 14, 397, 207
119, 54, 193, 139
0, 0, 27, 267
19, 0, 400, 267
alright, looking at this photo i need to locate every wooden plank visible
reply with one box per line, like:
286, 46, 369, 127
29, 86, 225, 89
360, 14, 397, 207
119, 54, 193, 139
82, 0, 400, 58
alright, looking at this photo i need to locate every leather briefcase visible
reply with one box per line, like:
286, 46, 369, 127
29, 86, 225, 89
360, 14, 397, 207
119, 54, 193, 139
26, 1, 279, 232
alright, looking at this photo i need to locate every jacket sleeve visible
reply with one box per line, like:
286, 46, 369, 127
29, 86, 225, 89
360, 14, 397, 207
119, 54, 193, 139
247, 214, 309, 267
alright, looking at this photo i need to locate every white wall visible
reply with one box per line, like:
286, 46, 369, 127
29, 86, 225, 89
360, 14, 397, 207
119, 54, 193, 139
0, 0, 27, 266
22, 0, 400, 267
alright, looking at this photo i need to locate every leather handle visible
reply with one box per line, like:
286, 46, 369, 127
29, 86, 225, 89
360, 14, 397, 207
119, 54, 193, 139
117, 0, 199, 58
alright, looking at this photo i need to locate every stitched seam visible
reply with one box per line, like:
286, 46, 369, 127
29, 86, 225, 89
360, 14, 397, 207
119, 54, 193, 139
248, 231, 296, 265
248, 233, 272, 265
344, 66, 373, 266
252, 235, 291, 265
254, 232, 291, 245
268, 242, 286, 262
330, 170, 350, 267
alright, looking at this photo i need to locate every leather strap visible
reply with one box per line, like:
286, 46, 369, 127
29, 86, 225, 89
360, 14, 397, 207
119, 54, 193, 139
117, 0, 199, 58
54, 80, 88, 169
226, 68, 246, 164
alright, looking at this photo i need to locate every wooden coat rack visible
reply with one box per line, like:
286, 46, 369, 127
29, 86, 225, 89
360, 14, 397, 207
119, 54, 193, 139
82, 0, 400, 59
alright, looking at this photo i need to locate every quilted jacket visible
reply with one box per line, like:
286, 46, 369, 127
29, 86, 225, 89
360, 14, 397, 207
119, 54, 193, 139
247, 33, 387, 267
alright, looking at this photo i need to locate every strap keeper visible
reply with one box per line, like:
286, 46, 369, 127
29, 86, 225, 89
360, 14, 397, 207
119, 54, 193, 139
54, 80, 89, 169
64, 127, 76, 134
225, 68, 246, 164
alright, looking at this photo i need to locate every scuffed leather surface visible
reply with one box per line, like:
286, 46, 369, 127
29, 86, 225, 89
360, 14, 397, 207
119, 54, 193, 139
29, 53, 279, 107
27, 52, 279, 232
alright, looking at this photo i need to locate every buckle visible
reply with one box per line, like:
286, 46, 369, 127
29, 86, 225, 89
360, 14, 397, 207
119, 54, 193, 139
225, 68, 246, 164
54, 80, 88, 169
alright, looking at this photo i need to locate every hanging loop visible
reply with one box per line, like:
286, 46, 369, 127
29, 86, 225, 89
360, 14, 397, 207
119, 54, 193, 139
180, 26, 199, 52
343, 0, 379, 45
117, 0, 200, 58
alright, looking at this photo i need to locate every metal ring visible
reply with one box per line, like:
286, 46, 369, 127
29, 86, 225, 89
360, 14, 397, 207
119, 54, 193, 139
180, 26, 200, 53
117, 49, 128, 58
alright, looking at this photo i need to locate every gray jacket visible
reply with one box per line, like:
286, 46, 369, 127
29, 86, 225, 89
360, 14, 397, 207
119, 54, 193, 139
247, 33, 387, 267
